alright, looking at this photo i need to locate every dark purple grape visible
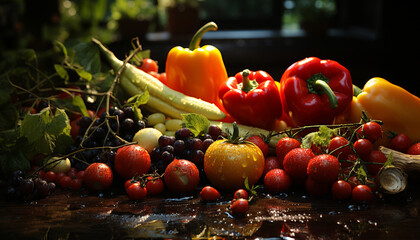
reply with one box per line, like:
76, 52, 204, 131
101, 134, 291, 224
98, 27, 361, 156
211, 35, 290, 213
78, 116, 93, 128
11, 170, 24, 187
173, 140, 185, 153
35, 179, 50, 198
150, 147, 162, 162
92, 127, 105, 140
158, 135, 171, 147
111, 107, 124, 120
191, 138, 203, 150
176, 128, 192, 139
135, 120, 146, 131
122, 118, 134, 132
190, 150, 204, 166
202, 138, 214, 152
162, 145, 174, 154
208, 124, 222, 140
200, 133, 212, 141
168, 136, 176, 146
19, 178, 34, 195
123, 106, 135, 120
122, 133, 133, 142
161, 151, 174, 164
48, 182, 56, 193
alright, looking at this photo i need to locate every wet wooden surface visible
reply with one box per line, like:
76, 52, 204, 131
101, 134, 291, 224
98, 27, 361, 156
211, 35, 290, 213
1, 186, 420, 239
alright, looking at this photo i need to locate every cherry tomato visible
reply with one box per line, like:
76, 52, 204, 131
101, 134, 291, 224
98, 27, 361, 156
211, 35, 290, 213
352, 184, 374, 202
389, 133, 411, 153
59, 175, 72, 189
138, 58, 158, 73
328, 136, 351, 159
246, 135, 269, 157
407, 143, 420, 155
264, 169, 291, 193
124, 179, 135, 190
233, 189, 249, 200
275, 137, 301, 168
365, 150, 387, 175
331, 180, 352, 200
283, 148, 315, 182
348, 176, 362, 189
83, 163, 113, 192
360, 122, 382, 143
307, 154, 340, 183
340, 154, 357, 170
305, 178, 330, 196
264, 156, 281, 174
145, 177, 164, 196
158, 72, 167, 85
55, 172, 66, 183
200, 186, 221, 201
230, 198, 249, 215
164, 159, 200, 193
353, 138, 373, 158
114, 145, 151, 179
70, 178, 83, 191
126, 182, 147, 200
44, 171, 56, 183
204, 139, 265, 190
76, 170, 85, 180
67, 167, 78, 178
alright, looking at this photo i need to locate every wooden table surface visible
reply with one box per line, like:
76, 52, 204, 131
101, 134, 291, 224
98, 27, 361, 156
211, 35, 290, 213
1, 185, 420, 239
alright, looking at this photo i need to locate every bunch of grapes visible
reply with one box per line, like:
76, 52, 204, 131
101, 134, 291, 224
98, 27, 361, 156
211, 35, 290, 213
150, 125, 225, 175
67, 106, 146, 170
5, 170, 56, 201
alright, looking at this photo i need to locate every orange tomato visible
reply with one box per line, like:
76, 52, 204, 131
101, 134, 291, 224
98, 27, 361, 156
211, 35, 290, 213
204, 139, 265, 190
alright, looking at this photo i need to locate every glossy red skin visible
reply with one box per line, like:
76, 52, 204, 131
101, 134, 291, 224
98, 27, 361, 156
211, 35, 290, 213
115, 145, 151, 179
138, 58, 158, 73
407, 143, 420, 155
360, 122, 382, 143
331, 180, 352, 200
389, 133, 411, 153
233, 189, 249, 200
307, 154, 340, 183
164, 159, 200, 193
126, 182, 148, 200
365, 150, 387, 175
246, 135, 269, 157
328, 136, 351, 159
276, 137, 301, 168
352, 184, 374, 202
70, 178, 83, 191
283, 148, 315, 181
84, 163, 113, 192
59, 175, 72, 189
280, 57, 353, 127
264, 169, 291, 193
230, 198, 249, 215
146, 177, 164, 196
200, 186, 221, 201
353, 138, 373, 158
264, 156, 282, 174
219, 70, 282, 130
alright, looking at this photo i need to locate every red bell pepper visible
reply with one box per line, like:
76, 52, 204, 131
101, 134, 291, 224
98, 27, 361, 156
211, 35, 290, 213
219, 69, 282, 130
280, 57, 353, 127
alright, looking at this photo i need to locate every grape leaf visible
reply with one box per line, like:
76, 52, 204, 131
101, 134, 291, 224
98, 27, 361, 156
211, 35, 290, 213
19, 107, 73, 155
181, 113, 210, 137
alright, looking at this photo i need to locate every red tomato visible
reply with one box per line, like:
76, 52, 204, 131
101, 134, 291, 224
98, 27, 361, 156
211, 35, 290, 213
328, 136, 351, 159
126, 182, 147, 200
407, 143, 420, 155
145, 177, 164, 196
340, 154, 357, 170
348, 176, 362, 189
230, 198, 249, 215
200, 186, 221, 201
331, 180, 352, 200
70, 178, 83, 190
352, 184, 374, 202
114, 145, 151, 179
264, 156, 281, 174
307, 154, 340, 183
305, 178, 330, 197
84, 163, 113, 192
283, 148, 315, 182
164, 159, 200, 193
67, 167, 78, 178
158, 72, 167, 85
55, 172, 66, 183
233, 189, 249, 200
389, 133, 411, 153
276, 137, 301, 168
264, 169, 291, 193
138, 58, 158, 73
246, 135, 269, 157
76, 170, 85, 180
124, 179, 135, 190
360, 122, 382, 143
70, 119, 80, 139
365, 150, 387, 175
44, 171, 56, 183
59, 175, 72, 189
353, 139, 373, 158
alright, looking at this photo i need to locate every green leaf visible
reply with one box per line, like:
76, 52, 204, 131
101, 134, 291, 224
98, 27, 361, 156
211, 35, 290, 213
19, 108, 72, 155
54, 64, 69, 81
75, 68, 92, 81
181, 113, 210, 137
0, 150, 30, 176
356, 164, 368, 184
54, 41, 68, 58
126, 90, 149, 121
383, 152, 394, 168
72, 95, 89, 117
72, 42, 101, 74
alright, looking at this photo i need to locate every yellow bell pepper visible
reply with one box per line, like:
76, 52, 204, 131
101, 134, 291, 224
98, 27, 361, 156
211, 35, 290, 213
343, 77, 420, 142
165, 22, 228, 111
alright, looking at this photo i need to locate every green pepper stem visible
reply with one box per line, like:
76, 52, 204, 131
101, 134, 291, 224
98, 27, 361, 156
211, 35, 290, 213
353, 84, 363, 97
189, 22, 218, 50
241, 69, 259, 93
314, 79, 338, 108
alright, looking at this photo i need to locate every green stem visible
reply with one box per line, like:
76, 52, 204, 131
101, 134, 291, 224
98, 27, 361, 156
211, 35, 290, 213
188, 22, 218, 50
353, 84, 363, 97
314, 79, 338, 109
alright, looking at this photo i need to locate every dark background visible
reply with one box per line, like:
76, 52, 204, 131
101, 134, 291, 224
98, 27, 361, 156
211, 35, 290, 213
1, 0, 419, 96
